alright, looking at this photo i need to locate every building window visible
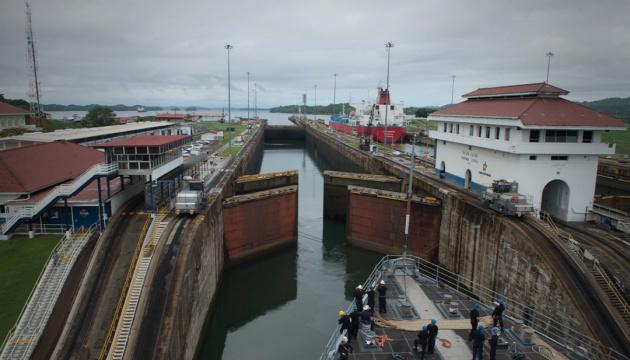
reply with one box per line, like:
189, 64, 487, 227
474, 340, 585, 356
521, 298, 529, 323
505, 128, 511, 141
390, 105, 394, 110
583, 131, 593, 143
456, 124, 460, 134
495, 127, 500, 140
449, 123, 453, 133
469, 125, 474, 136
551, 155, 568, 161
485, 127, 491, 138
545, 130, 578, 143
478, 125, 482, 137
529, 130, 540, 142
529, 155, 537, 160
443, 123, 447, 132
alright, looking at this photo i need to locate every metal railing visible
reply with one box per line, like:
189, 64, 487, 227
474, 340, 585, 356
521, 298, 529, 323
320, 255, 630, 360
592, 260, 630, 321
1, 225, 96, 360
2, 163, 118, 234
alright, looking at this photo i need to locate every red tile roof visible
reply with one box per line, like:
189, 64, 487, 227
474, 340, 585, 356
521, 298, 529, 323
24, 176, 127, 204
94, 135, 190, 147
463, 83, 569, 98
0, 141, 104, 193
155, 113, 185, 119
432, 97, 625, 127
0, 102, 31, 115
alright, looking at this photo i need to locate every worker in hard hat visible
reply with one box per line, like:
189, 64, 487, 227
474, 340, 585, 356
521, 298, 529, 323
354, 284, 364, 311
377, 280, 387, 314
492, 298, 505, 332
470, 324, 486, 360
469, 303, 481, 339
413, 325, 429, 359
338, 310, 351, 335
337, 336, 353, 360
349, 304, 360, 339
366, 285, 375, 314
427, 319, 439, 354
489, 327, 499, 360
360, 304, 373, 330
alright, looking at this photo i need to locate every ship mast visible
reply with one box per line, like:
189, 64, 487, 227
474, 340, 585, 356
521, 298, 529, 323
25, 2, 43, 117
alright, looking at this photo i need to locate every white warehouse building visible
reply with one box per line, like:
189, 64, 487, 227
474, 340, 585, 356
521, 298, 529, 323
428, 82, 625, 222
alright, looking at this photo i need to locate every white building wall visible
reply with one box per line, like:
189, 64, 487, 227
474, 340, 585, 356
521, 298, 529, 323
0, 115, 27, 130
435, 141, 598, 221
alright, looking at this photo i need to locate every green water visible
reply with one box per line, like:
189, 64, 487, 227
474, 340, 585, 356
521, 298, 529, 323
198, 140, 382, 359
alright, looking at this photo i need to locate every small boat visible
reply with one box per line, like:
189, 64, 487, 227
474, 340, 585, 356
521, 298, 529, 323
137, 106, 146, 112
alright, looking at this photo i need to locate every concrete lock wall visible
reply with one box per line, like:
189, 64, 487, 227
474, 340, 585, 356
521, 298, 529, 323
302, 123, 592, 339
346, 186, 441, 260
155, 126, 264, 360
223, 186, 298, 264
235, 170, 299, 195
323, 171, 403, 221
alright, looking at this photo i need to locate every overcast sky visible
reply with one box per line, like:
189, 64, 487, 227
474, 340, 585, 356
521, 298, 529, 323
1, 0, 629, 108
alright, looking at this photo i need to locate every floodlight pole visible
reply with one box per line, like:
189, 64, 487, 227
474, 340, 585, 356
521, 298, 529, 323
546, 51, 554, 83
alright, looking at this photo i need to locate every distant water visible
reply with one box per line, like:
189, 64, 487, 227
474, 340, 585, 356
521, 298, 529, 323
47, 109, 295, 126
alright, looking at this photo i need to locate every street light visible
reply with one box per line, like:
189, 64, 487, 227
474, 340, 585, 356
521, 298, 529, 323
314, 84, 317, 121
451, 75, 456, 104
546, 51, 554, 84
247, 71, 250, 120
225, 44, 233, 155
333, 73, 337, 116
384, 41, 394, 147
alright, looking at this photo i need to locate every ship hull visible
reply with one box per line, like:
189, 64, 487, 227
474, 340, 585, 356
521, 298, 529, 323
329, 121, 406, 143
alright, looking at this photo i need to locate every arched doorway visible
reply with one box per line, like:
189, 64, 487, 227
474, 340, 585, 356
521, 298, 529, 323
464, 169, 472, 190
440, 161, 446, 179
541, 180, 570, 220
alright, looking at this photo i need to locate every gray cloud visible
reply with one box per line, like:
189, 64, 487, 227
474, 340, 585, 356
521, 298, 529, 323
1, 0, 629, 107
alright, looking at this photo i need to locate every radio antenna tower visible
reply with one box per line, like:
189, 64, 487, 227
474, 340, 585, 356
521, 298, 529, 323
25, 2, 43, 117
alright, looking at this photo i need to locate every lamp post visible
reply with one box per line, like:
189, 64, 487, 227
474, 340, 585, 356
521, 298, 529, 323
314, 84, 317, 121
384, 41, 394, 147
546, 51, 554, 84
451, 75, 456, 104
224, 44, 233, 155
333, 73, 337, 115
247, 71, 250, 120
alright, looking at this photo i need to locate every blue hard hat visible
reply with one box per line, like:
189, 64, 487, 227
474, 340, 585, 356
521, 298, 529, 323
368, 285, 374, 290
478, 324, 485, 330
352, 304, 357, 311
422, 325, 428, 331
498, 299, 505, 305
491, 327, 499, 333
474, 303, 481, 308
431, 319, 437, 325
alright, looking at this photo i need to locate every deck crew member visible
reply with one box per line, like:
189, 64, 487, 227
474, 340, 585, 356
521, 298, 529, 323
354, 284, 364, 310
366, 285, 375, 314
413, 325, 429, 359
471, 324, 486, 360
337, 336, 353, 360
492, 299, 505, 331
469, 303, 481, 339
338, 310, 351, 335
489, 327, 499, 360
349, 304, 360, 339
427, 319, 438, 354
377, 280, 387, 314
360, 305, 373, 330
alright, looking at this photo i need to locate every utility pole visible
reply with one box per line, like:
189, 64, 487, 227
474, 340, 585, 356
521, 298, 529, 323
402, 134, 416, 303
254, 83, 257, 119
546, 51, 554, 84
247, 71, 250, 120
451, 75, 456, 104
25, 2, 42, 117
384, 41, 394, 148
314, 84, 317, 121
333, 73, 337, 115
224, 44, 233, 155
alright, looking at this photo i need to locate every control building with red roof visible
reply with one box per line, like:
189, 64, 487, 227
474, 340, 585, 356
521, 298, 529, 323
0, 102, 34, 131
428, 82, 625, 221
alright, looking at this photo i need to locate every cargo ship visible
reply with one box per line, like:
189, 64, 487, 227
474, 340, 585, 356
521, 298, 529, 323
329, 87, 406, 143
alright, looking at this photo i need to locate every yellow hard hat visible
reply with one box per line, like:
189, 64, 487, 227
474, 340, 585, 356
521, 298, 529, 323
338, 310, 346, 316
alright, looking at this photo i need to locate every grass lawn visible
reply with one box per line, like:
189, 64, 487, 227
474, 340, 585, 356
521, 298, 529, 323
0, 234, 61, 341
602, 128, 630, 156
407, 118, 438, 133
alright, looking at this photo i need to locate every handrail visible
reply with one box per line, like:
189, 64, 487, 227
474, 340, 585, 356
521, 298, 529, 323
0, 231, 69, 353
593, 260, 629, 317
98, 215, 150, 360
320, 255, 630, 360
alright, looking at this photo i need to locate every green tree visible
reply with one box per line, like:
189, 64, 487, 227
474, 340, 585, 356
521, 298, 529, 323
414, 108, 433, 118
82, 106, 115, 127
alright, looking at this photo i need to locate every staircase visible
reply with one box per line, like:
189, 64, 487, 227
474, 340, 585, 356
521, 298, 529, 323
106, 210, 169, 360
591, 261, 630, 328
1, 163, 118, 235
0, 227, 94, 360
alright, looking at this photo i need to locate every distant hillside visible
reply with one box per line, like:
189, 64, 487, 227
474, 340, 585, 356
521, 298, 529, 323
270, 103, 354, 115
42, 104, 164, 111
582, 97, 630, 123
